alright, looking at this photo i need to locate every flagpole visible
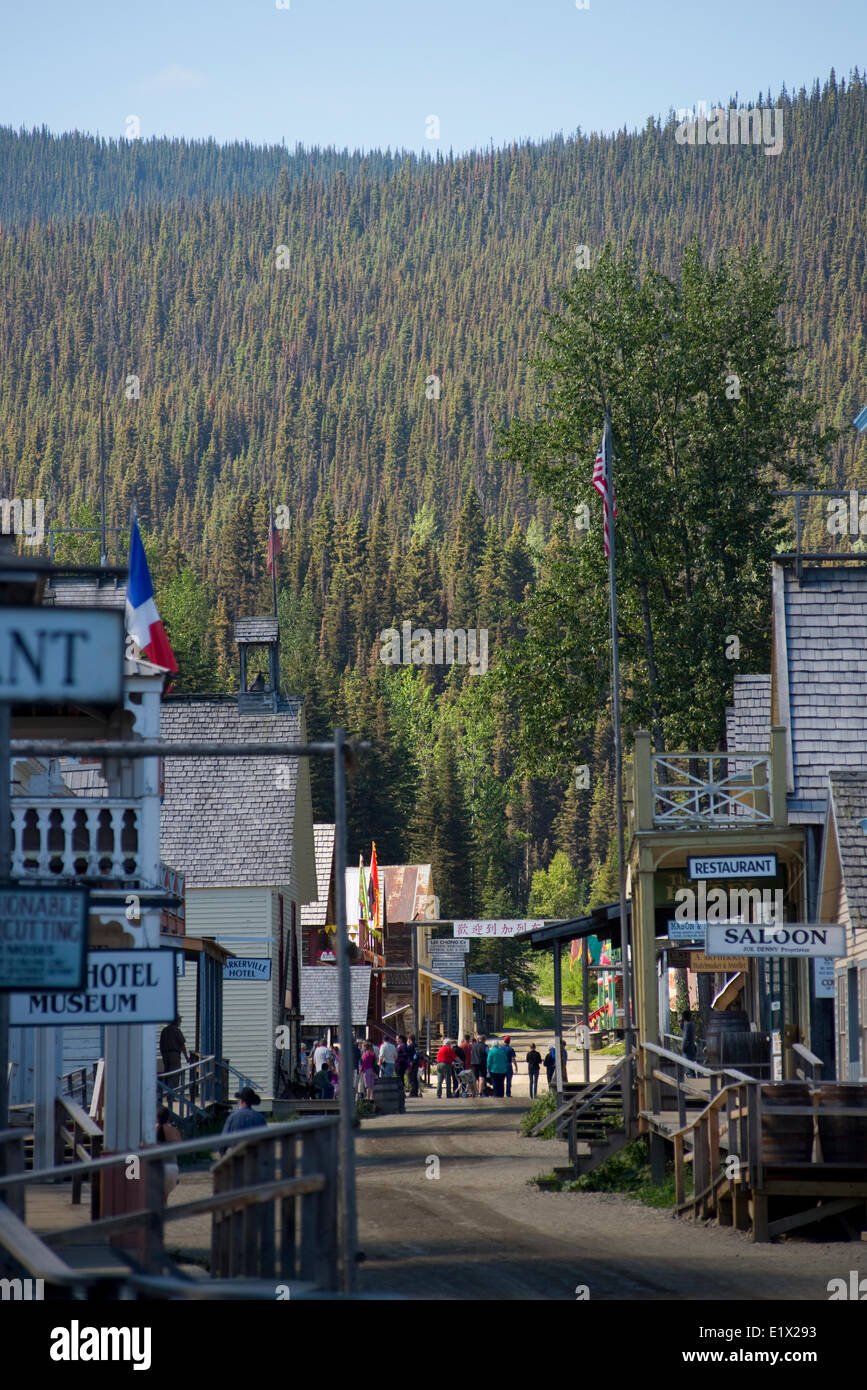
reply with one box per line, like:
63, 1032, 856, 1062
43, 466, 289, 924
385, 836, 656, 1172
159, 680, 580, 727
604, 411, 634, 1129
269, 493, 278, 619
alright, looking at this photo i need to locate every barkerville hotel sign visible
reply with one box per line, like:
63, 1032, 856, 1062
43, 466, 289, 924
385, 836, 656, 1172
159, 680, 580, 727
705, 923, 845, 959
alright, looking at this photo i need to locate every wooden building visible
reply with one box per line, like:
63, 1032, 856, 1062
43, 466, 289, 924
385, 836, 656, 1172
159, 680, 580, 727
816, 771, 867, 1079
160, 620, 316, 1102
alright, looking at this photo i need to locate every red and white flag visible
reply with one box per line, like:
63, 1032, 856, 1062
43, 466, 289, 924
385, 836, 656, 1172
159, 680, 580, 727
591, 417, 617, 559
267, 515, 284, 575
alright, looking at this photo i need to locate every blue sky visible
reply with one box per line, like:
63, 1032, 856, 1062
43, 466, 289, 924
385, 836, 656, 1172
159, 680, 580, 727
1, 0, 862, 152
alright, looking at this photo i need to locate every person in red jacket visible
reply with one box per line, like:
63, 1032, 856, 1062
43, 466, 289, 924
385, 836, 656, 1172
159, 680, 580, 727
436, 1039, 456, 1097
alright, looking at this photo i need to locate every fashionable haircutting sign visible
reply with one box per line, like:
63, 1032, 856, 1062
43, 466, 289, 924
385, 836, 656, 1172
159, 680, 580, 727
687, 854, 777, 880
0, 888, 88, 991
705, 922, 845, 958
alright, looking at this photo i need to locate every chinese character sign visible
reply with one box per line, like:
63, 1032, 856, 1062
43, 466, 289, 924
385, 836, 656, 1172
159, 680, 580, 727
452, 920, 544, 938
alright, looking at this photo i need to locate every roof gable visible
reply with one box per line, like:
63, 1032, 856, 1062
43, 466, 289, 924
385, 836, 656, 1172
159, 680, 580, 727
160, 696, 306, 889
299, 965, 371, 1025
773, 563, 867, 820
826, 771, 867, 933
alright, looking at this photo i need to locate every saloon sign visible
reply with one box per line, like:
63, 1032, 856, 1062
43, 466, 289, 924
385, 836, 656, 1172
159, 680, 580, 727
705, 922, 845, 959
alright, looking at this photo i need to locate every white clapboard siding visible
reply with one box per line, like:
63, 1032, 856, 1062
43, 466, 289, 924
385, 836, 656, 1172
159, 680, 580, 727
176, 961, 198, 1053
62, 1025, 102, 1075
184, 886, 284, 1095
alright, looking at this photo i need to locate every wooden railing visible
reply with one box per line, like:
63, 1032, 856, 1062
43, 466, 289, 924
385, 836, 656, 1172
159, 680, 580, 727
11, 798, 143, 880
793, 1042, 824, 1081
641, 1040, 752, 1127
640, 1043, 867, 1240
0, 1116, 340, 1294
157, 1054, 220, 1126
55, 1096, 103, 1211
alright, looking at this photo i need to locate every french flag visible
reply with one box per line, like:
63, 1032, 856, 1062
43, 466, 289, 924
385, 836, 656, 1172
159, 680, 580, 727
125, 520, 178, 672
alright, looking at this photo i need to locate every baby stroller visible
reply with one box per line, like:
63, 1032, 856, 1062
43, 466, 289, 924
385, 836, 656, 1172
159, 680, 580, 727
452, 1059, 475, 1098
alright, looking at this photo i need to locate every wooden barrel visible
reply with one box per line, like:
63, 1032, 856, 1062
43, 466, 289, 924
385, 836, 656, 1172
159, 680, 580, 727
704, 1009, 750, 1065
716, 1031, 770, 1073
816, 1085, 867, 1164
372, 1078, 405, 1115
761, 1083, 813, 1164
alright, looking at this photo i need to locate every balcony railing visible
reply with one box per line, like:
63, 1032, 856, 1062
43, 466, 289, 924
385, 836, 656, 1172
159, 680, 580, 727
630, 731, 788, 832
11, 798, 142, 881
651, 753, 772, 826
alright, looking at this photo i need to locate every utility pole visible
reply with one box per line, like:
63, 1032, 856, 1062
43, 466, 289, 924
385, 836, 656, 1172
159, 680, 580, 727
333, 728, 358, 1292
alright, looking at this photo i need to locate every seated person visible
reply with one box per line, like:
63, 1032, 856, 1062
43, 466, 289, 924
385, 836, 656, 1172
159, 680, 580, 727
313, 1065, 334, 1099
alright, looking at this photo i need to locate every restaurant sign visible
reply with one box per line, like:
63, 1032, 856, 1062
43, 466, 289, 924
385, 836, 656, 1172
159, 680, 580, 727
687, 854, 777, 880
705, 923, 845, 958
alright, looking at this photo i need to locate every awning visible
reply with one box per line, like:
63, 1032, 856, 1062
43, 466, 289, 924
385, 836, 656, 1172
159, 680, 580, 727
527, 902, 629, 951
418, 966, 484, 1000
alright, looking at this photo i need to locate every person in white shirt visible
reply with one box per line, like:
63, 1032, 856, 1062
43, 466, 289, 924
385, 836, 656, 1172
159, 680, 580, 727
314, 1040, 333, 1072
378, 1039, 398, 1077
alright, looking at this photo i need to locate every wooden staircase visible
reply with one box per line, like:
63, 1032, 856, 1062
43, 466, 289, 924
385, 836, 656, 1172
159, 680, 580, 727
529, 1056, 635, 1180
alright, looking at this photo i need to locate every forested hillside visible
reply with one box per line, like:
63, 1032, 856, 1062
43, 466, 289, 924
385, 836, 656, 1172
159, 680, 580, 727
0, 71, 864, 916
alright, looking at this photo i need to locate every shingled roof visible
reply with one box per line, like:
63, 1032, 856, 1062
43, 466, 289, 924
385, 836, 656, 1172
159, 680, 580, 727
234, 617, 278, 644
44, 578, 126, 609
826, 772, 867, 935
160, 696, 312, 890
300, 965, 371, 1025
467, 973, 502, 1004
773, 563, 867, 822
300, 824, 335, 927
725, 674, 771, 753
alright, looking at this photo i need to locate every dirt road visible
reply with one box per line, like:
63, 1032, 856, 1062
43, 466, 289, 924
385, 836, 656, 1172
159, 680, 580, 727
355, 1093, 867, 1301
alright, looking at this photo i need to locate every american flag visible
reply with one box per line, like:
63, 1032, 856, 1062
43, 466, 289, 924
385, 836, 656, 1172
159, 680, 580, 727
267, 517, 284, 575
591, 417, 616, 558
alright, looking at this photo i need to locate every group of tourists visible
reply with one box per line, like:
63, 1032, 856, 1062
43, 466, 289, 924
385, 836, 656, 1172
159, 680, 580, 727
435, 1034, 517, 1098
299, 1031, 571, 1102
301, 1034, 425, 1100
358, 1035, 423, 1098
435, 1035, 569, 1099
299, 1038, 342, 1098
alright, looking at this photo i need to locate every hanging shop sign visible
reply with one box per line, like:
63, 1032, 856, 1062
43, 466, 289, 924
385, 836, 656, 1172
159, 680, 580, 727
812, 956, 836, 998
0, 887, 88, 992
430, 938, 471, 958
705, 922, 845, 958
690, 953, 750, 973
667, 948, 748, 971
223, 958, 272, 981
666, 919, 707, 942
9, 949, 176, 1025
0, 607, 123, 703
687, 853, 777, 880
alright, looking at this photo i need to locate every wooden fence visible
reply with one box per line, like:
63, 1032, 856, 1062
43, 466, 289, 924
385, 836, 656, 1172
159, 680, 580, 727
0, 1115, 340, 1295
